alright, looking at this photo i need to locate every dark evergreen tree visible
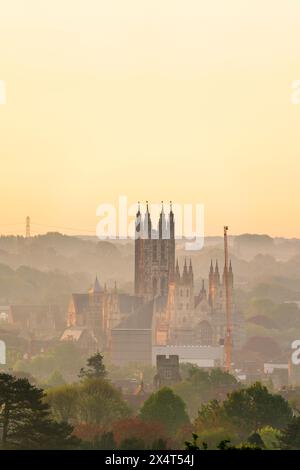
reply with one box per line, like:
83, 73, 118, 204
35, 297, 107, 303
0, 373, 79, 449
78, 352, 107, 380
280, 416, 300, 450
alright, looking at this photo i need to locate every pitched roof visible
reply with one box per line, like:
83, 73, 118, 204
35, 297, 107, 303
118, 294, 144, 314
60, 327, 86, 341
115, 299, 155, 329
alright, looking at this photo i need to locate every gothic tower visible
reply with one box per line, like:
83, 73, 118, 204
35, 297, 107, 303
134, 201, 175, 300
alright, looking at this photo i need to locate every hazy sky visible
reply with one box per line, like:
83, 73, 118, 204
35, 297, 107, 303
0, 1, 299, 237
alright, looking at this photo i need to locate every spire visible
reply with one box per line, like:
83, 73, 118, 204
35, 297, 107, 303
135, 201, 142, 239
93, 275, 102, 293
136, 201, 141, 217
215, 260, 219, 273
144, 201, 152, 239
199, 279, 206, 301
208, 260, 214, 307
169, 200, 174, 240
159, 201, 167, 239
182, 258, 189, 283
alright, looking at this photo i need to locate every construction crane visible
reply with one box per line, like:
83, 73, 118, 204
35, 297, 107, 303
223, 225, 232, 372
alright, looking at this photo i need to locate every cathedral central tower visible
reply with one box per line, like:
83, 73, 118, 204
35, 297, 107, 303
134, 202, 175, 299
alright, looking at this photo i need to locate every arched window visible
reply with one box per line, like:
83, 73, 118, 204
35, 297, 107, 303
152, 278, 158, 296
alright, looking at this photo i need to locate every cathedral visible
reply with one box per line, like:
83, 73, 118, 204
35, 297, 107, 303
63, 202, 244, 359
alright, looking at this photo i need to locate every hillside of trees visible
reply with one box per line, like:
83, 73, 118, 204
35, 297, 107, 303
2, 354, 300, 450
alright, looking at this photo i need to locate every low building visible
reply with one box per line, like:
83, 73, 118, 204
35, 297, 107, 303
152, 344, 224, 368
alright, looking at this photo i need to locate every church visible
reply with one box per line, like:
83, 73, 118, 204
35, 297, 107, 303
111, 203, 245, 364
62, 202, 245, 363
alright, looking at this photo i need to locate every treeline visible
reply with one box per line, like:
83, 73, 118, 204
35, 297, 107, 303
2, 353, 300, 450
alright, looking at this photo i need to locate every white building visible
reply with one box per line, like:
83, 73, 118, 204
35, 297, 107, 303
152, 344, 224, 368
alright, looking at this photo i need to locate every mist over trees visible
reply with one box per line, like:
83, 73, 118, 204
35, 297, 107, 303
0, 232, 300, 307
1, 233, 300, 449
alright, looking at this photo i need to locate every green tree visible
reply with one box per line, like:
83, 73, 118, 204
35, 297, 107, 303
184, 434, 262, 451
194, 427, 239, 450
185, 433, 208, 450
14, 342, 84, 382
77, 378, 130, 425
279, 416, 300, 450
173, 367, 239, 418
46, 384, 79, 422
0, 373, 79, 449
195, 400, 230, 433
79, 352, 107, 380
223, 382, 292, 435
195, 383, 292, 440
47, 378, 130, 425
44, 370, 66, 388
258, 426, 281, 450
139, 387, 189, 435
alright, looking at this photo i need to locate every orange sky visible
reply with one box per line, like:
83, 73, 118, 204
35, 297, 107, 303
0, 1, 299, 237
